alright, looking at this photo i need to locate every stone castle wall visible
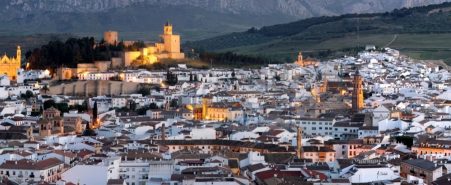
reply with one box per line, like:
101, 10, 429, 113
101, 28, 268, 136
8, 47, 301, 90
48, 80, 141, 97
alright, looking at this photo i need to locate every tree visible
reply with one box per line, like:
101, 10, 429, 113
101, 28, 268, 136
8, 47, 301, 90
21, 90, 34, 100
128, 101, 137, 111
193, 75, 198, 82
92, 101, 98, 123
170, 99, 178, 108
166, 70, 178, 85
56, 103, 69, 114
43, 100, 56, 110
149, 103, 159, 109
83, 122, 97, 136
41, 85, 49, 94
136, 106, 150, 115
395, 136, 414, 148
137, 86, 151, 96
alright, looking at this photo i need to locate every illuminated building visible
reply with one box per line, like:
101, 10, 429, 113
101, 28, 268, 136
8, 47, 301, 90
352, 69, 364, 112
124, 22, 185, 67
0, 46, 21, 80
295, 51, 318, 67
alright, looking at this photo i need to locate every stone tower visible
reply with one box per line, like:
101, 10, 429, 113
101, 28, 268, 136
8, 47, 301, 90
352, 69, 364, 112
164, 22, 173, 35
160, 22, 184, 59
39, 107, 64, 137
39, 119, 52, 137
104, 31, 119, 45
296, 126, 303, 159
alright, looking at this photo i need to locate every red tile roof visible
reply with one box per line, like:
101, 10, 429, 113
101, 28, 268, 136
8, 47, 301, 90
0, 158, 62, 170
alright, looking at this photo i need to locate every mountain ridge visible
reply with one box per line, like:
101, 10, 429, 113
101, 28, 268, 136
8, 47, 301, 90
1, 0, 450, 40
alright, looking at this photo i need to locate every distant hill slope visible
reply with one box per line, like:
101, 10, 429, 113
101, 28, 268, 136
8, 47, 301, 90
185, 2, 451, 64
0, 0, 450, 41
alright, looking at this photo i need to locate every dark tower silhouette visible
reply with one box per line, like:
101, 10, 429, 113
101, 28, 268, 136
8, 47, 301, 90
93, 101, 98, 127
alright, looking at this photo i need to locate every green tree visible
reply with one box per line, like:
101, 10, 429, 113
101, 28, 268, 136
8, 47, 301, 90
137, 86, 151, 96
170, 99, 178, 108
149, 103, 159, 109
92, 101, 98, 123
43, 100, 56, 110
56, 103, 69, 114
166, 70, 178, 85
41, 85, 49, 94
21, 90, 34, 100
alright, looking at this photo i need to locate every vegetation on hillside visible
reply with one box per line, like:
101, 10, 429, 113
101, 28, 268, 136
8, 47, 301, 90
185, 2, 451, 65
25, 37, 124, 71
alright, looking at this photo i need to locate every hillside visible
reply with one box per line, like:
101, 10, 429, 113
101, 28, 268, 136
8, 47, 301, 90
186, 3, 451, 65
0, 0, 450, 41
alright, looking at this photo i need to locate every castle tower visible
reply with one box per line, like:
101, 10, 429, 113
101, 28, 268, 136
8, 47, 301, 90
352, 69, 364, 112
164, 22, 173, 35
104, 31, 119, 45
296, 126, 303, 159
160, 22, 184, 59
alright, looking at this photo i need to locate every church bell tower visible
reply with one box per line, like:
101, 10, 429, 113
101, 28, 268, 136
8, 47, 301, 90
352, 69, 364, 112
16, 46, 21, 63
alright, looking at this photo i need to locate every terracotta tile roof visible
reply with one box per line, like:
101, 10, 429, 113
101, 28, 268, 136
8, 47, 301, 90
0, 158, 62, 170
53, 150, 77, 158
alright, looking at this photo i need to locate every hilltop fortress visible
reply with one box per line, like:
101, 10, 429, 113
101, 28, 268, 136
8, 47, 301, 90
57, 22, 185, 80
108, 22, 184, 66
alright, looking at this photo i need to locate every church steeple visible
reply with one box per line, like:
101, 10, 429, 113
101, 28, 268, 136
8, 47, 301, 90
16, 46, 21, 63
352, 68, 364, 112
